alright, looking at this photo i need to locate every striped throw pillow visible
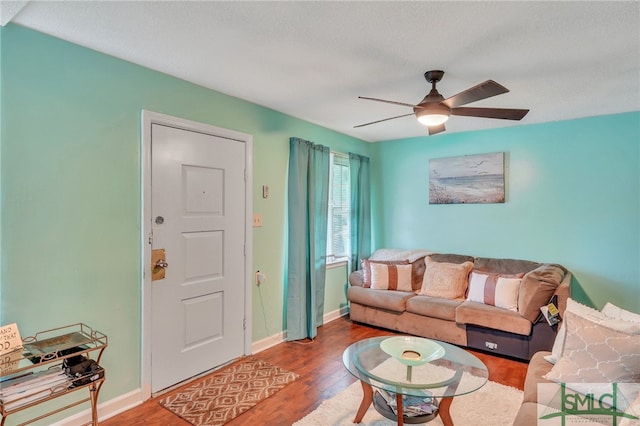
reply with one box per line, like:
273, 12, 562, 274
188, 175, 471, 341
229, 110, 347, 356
369, 263, 413, 291
466, 271, 523, 311
361, 259, 409, 288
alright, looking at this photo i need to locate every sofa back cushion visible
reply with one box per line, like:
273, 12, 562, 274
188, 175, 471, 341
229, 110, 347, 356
418, 257, 474, 299
474, 257, 540, 275
429, 253, 475, 264
518, 264, 567, 322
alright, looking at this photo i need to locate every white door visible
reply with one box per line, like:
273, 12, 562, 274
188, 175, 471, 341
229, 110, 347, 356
150, 123, 246, 392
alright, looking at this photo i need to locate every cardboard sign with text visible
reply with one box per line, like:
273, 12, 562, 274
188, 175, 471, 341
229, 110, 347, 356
0, 323, 23, 356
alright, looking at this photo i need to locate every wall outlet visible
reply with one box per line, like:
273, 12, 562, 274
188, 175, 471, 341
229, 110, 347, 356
253, 213, 263, 227
255, 271, 266, 285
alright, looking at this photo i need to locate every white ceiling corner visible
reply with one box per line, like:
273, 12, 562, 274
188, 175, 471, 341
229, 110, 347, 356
0, 0, 29, 27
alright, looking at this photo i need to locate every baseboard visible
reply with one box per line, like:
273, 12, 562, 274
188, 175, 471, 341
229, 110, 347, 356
251, 306, 348, 354
50, 388, 143, 425
251, 330, 286, 353
323, 305, 349, 324
52, 308, 349, 424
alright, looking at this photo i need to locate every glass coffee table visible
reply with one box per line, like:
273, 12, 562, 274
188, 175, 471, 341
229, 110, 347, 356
342, 336, 488, 426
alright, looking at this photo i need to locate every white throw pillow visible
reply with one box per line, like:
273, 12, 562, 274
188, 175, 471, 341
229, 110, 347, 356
545, 298, 640, 364
370, 263, 413, 292
602, 302, 640, 323
466, 271, 521, 312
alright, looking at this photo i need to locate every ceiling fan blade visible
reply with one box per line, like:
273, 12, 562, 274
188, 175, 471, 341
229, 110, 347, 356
358, 96, 418, 109
354, 113, 415, 128
442, 80, 509, 108
428, 124, 446, 135
451, 107, 529, 120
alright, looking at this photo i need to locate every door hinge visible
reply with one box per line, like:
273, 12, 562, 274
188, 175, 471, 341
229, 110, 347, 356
148, 232, 153, 245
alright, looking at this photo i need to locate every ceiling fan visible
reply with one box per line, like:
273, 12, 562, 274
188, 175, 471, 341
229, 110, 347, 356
355, 70, 529, 135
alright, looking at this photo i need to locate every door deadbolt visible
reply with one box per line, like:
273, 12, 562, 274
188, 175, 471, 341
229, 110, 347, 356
155, 259, 169, 269
155, 216, 164, 224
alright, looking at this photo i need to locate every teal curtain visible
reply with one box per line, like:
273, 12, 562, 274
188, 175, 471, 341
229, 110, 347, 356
286, 137, 330, 341
348, 153, 371, 272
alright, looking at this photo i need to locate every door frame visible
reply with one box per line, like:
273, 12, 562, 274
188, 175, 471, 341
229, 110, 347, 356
140, 110, 253, 399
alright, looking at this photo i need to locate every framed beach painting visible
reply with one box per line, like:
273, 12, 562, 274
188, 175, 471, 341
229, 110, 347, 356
429, 152, 505, 204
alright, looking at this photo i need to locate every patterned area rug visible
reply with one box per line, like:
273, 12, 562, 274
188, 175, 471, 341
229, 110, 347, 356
159, 357, 299, 426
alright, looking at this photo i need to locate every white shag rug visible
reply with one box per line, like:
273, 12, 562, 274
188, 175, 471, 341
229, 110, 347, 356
294, 378, 523, 426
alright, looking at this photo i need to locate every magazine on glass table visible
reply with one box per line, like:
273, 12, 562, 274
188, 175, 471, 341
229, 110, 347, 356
377, 388, 435, 417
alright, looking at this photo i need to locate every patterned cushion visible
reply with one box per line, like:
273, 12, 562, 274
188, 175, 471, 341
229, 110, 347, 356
545, 298, 640, 364
466, 271, 523, 312
543, 311, 640, 384
418, 258, 474, 300
361, 259, 409, 288
369, 263, 413, 291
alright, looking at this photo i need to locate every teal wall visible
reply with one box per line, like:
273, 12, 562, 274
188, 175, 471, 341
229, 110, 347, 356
0, 24, 367, 422
371, 112, 640, 312
1, 21, 639, 424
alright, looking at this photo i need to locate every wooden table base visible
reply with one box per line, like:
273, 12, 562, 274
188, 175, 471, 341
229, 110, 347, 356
353, 382, 454, 426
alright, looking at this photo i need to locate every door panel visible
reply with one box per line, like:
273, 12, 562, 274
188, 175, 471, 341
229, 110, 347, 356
151, 123, 246, 392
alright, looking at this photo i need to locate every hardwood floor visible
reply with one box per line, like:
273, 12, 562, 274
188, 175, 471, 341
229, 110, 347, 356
101, 317, 528, 425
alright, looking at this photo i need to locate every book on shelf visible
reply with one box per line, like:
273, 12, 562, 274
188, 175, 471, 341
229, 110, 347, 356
0, 367, 68, 410
377, 388, 435, 417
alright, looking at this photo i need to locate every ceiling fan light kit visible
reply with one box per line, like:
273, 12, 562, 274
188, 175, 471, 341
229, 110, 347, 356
356, 70, 529, 135
415, 104, 451, 127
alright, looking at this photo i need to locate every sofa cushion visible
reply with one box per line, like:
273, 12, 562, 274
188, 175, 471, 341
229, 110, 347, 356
466, 271, 523, 312
518, 263, 567, 322
370, 263, 413, 291
429, 253, 475, 264
543, 311, 640, 384
474, 257, 540, 275
361, 259, 409, 288
456, 301, 533, 335
405, 295, 462, 321
522, 351, 554, 404
418, 258, 474, 299
347, 286, 414, 313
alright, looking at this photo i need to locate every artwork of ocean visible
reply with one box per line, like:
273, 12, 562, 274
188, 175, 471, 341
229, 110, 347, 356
429, 153, 505, 204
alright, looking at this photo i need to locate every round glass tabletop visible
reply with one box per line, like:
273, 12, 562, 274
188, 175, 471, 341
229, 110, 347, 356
343, 336, 488, 399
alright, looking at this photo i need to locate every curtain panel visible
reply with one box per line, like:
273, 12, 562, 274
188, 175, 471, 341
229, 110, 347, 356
348, 153, 371, 272
286, 137, 330, 341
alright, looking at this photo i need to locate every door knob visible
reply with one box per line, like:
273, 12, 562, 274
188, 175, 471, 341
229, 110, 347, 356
152, 248, 168, 281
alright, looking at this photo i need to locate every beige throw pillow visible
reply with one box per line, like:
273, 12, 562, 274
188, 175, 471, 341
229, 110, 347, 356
361, 259, 409, 288
466, 271, 523, 312
369, 263, 413, 292
419, 258, 474, 300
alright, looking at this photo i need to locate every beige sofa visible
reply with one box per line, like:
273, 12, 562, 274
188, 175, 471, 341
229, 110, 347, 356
347, 249, 571, 360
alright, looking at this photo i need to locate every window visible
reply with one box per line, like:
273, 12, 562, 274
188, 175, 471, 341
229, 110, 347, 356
326, 152, 350, 265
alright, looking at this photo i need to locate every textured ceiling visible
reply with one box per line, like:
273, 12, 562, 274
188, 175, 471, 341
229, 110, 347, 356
7, 1, 640, 142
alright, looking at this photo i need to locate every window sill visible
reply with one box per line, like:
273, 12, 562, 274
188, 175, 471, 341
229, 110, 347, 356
326, 257, 349, 269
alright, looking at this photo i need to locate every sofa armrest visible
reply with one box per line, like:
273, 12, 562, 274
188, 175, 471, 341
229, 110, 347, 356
554, 272, 572, 317
349, 269, 365, 287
